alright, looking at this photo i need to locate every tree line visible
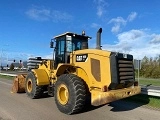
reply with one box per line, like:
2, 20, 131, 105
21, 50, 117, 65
136, 55, 160, 78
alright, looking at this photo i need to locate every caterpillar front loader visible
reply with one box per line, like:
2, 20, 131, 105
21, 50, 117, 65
12, 28, 141, 114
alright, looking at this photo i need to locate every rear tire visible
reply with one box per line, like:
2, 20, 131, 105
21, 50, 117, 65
25, 72, 43, 99
54, 74, 86, 114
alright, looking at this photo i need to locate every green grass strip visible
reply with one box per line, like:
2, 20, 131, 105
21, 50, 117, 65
0, 75, 15, 80
139, 79, 160, 86
124, 94, 160, 109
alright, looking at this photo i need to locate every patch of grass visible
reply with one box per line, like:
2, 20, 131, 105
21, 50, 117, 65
139, 79, 160, 86
124, 94, 160, 109
0, 75, 14, 80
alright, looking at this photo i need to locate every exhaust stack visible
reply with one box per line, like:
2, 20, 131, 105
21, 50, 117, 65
96, 28, 102, 50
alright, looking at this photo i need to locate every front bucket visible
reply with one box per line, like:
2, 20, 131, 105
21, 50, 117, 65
11, 74, 27, 93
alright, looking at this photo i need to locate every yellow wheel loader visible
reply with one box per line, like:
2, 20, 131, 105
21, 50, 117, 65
12, 28, 141, 114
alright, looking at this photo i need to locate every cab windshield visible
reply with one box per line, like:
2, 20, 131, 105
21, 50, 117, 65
54, 34, 88, 68
66, 37, 88, 52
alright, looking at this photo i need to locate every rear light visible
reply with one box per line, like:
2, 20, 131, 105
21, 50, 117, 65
101, 85, 108, 92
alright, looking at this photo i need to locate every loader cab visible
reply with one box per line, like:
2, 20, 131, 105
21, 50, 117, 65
51, 32, 91, 68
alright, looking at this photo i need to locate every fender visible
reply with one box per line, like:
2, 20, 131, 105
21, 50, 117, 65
56, 64, 90, 88
32, 69, 49, 86
56, 64, 76, 76
75, 67, 90, 88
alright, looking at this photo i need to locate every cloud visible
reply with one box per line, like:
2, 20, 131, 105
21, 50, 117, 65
108, 12, 137, 33
117, 29, 144, 42
26, 8, 50, 21
150, 34, 160, 44
26, 6, 73, 22
91, 23, 101, 28
108, 17, 126, 33
127, 12, 137, 22
109, 17, 126, 25
111, 24, 120, 33
102, 29, 160, 59
94, 0, 108, 17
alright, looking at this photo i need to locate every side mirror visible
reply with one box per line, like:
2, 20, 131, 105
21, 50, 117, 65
50, 39, 54, 48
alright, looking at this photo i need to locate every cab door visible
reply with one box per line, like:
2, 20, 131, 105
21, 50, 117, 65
54, 38, 66, 68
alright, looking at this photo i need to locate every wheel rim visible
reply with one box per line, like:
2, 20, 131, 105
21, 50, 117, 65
57, 84, 69, 105
27, 79, 32, 93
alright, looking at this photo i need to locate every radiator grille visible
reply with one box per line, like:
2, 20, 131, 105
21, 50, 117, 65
118, 59, 134, 83
109, 53, 135, 90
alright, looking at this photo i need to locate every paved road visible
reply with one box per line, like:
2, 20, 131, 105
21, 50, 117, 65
0, 79, 160, 120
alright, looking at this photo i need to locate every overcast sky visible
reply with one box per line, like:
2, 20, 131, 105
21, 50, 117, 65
0, 0, 160, 65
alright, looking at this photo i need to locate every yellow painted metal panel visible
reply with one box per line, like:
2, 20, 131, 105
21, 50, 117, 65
91, 86, 141, 106
72, 49, 112, 89
32, 69, 49, 86
76, 67, 90, 87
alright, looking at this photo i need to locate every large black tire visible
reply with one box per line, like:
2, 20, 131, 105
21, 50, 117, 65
54, 74, 86, 115
25, 72, 43, 99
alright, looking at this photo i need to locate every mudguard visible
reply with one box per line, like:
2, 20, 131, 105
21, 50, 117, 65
32, 69, 49, 85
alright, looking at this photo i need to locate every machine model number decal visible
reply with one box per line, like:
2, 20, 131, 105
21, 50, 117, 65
76, 54, 88, 62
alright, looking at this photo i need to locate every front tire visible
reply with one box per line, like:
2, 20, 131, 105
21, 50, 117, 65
54, 74, 86, 114
25, 72, 43, 99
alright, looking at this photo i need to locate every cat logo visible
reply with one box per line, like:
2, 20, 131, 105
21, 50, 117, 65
76, 54, 88, 62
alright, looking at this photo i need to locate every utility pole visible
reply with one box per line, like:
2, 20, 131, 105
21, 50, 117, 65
0, 48, 3, 73
0, 44, 9, 72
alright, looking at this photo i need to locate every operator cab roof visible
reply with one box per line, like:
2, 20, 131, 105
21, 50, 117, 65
54, 32, 92, 40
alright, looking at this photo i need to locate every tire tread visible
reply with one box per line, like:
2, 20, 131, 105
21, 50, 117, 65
55, 74, 87, 114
